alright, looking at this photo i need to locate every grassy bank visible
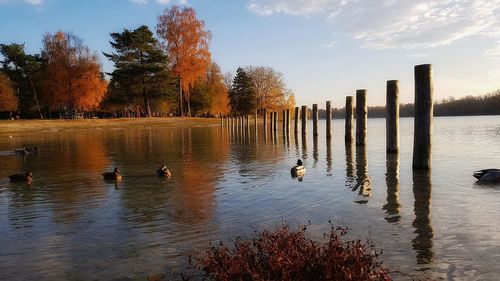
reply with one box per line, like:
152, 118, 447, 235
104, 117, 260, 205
0, 118, 219, 136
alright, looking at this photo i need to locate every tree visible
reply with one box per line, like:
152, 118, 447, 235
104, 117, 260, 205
229, 67, 256, 115
0, 73, 18, 111
104, 25, 173, 117
245, 66, 289, 111
157, 5, 212, 116
41, 31, 107, 115
191, 62, 230, 116
0, 43, 43, 118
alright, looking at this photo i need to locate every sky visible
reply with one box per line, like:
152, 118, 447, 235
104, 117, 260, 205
1, 0, 499, 107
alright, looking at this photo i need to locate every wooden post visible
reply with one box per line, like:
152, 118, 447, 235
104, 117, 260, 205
246, 114, 250, 130
282, 110, 286, 132
263, 109, 267, 132
254, 112, 258, 129
294, 107, 299, 135
326, 101, 332, 139
269, 111, 273, 132
413, 64, 433, 169
386, 80, 400, 153
312, 104, 318, 137
345, 96, 353, 143
273, 112, 278, 131
356, 90, 367, 146
286, 109, 290, 132
301, 106, 307, 135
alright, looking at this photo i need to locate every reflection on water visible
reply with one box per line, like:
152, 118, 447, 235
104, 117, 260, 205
412, 170, 434, 264
326, 138, 332, 173
345, 144, 355, 187
1, 116, 500, 280
353, 146, 371, 203
383, 153, 401, 223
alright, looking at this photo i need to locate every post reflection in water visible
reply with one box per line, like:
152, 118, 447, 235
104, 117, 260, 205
301, 133, 308, 160
294, 132, 300, 158
412, 170, 434, 264
345, 144, 355, 187
353, 146, 371, 204
313, 135, 319, 167
383, 153, 401, 223
326, 138, 332, 173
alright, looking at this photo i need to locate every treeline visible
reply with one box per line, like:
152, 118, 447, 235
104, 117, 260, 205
318, 90, 500, 119
0, 6, 294, 119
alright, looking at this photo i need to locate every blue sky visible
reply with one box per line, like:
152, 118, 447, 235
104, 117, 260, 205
1, 0, 499, 107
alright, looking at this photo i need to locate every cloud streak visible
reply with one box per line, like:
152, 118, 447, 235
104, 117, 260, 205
0, 0, 43, 5
247, 0, 500, 50
129, 0, 187, 4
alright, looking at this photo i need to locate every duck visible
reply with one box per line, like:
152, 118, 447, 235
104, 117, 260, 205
156, 164, 172, 178
291, 159, 306, 178
473, 169, 500, 184
14, 146, 39, 155
102, 167, 122, 180
9, 171, 33, 182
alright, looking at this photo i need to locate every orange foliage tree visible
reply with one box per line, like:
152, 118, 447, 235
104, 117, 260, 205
191, 62, 230, 116
0, 73, 18, 111
41, 31, 107, 114
157, 6, 211, 116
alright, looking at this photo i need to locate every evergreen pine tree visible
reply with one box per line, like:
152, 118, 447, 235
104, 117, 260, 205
228, 67, 256, 115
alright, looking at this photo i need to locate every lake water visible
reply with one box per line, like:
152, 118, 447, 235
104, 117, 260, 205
1, 116, 500, 280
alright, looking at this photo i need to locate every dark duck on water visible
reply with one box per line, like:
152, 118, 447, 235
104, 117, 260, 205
473, 169, 500, 184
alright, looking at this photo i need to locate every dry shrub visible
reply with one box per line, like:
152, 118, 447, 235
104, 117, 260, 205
197, 225, 390, 281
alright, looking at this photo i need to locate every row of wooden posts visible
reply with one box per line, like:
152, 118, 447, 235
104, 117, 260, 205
220, 64, 433, 170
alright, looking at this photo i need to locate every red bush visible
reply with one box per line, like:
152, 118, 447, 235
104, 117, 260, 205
196, 225, 390, 281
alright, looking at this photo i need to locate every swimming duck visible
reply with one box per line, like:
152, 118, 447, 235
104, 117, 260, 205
156, 164, 172, 178
102, 167, 122, 180
473, 169, 500, 183
14, 146, 38, 155
9, 171, 33, 182
291, 159, 306, 178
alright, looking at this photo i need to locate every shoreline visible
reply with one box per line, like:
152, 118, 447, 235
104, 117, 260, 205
0, 117, 220, 136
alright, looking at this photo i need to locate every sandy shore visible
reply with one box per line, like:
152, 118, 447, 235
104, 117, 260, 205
0, 117, 220, 136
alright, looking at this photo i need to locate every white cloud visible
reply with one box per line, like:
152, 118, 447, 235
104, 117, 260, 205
247, 0, 500, 50
130, 0, 148, 4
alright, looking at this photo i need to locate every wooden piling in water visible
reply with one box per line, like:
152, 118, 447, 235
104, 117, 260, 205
286, 109, 290, 132
326, 101, 332, 139
413, 64, 433, 169
345, 96, 353, 143
246, 115, 250, 130
301, 105, 307, 135
273, 111, 278, 132
294, 107, 299, 135
356, 90, 367, 146
282, 110, 286, 132
312, 104, 318, 137
386, 80, 400, 153
269, 111, 273, 132
263, 109, 267, 132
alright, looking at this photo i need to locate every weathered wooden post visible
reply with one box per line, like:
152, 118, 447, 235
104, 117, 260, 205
326, 101, 332, 139
254, 112, 258, 129
246, 114, 250, 130
273, 112, 278, 131
294, 107, 299, 135
269, 111, 273, 132
263, 109, 267, 132
286, 109, 290, 132
312, 104, 318, 137
413, 64, 433, 169
301, 106, 307, 135
386, 80, 400, 153
356, 90, 367, 146
345, 96, 353, 143
282, 110, 286, 132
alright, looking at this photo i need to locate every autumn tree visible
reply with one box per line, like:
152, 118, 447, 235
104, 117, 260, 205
229, 67, 256, 115
0, 43, 43, 118
0, 73, 18, 111
191, 62, 230, 116
41, 31, 107, 115
104, 25, 173, 117
245, 66, 293, 111
157, 5, 211, 116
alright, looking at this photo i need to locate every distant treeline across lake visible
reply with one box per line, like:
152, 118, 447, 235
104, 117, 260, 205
321, 90, 500, 118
